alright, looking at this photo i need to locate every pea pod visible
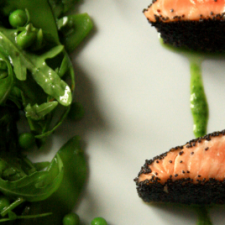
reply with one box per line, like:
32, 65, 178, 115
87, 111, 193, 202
60, 13, 93, 53
49, 0, 81, 19
15, 136, 87, 225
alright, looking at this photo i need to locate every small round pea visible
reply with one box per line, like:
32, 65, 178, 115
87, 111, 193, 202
68, 102, 85, 121
0, 197, 10, 212
18, 133, 35, 149
63, 213, 80, 225
16, 30, 37, 49
91, 217, 108, 225
9, 9, 27, 28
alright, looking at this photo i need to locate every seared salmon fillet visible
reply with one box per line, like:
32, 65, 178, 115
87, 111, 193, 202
143, 0, 225, 52
144, 0, 225, 22
134, 130, 225, 204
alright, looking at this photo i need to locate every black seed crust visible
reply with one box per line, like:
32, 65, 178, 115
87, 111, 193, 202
146, 17, 225, 52
134, 130, 225, 204
135, 177, 225, 205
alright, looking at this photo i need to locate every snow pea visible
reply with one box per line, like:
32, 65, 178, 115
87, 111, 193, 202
49, 0, 81, 18
15, 136, 87, 225
0, 52, 14, 105
60, 13, 93, 53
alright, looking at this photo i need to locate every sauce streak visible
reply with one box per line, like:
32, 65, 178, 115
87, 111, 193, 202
160, 39, 209, 138
189, 59, 208, 138
194, 206, 213, 225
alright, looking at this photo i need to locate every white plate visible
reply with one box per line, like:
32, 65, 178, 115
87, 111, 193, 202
39, 1, 225, 224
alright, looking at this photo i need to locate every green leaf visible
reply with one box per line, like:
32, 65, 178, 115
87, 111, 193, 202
16, 136, 87, 225
0, 52, 14, 105
0, 153, 63, 202
25, 101, 58, 121
0, 28, 72, 106
35, 106, 70, 139
49, 0, 80, 18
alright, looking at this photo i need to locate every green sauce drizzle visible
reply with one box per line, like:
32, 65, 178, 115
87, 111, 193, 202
189, 59, 208, 138
194, 206, 213, 225
160, 39, 209, 138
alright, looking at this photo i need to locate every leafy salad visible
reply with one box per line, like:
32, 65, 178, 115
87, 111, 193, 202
0, 0, 96, 224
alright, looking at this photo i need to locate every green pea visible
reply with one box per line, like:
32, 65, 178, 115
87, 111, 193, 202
18, 133, 35, 149
91, 217, 108, 225
0, 197, 10, 212
68, 102, 85, 121
9, 9, 27, 28
16, 30, 37, 49
63, 213, 80, 225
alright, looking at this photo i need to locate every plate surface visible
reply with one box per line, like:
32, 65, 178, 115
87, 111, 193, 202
41, 1, 225, 224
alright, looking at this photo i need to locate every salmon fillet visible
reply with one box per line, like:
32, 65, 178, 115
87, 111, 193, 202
134, 130, 225, 204
143, 0, 225, 52
144, 0, 225, 22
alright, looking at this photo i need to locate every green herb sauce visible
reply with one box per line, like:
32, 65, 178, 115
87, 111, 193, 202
160, 40, 209, 138
194, 206, 213, 225
189, 59, 208, 138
